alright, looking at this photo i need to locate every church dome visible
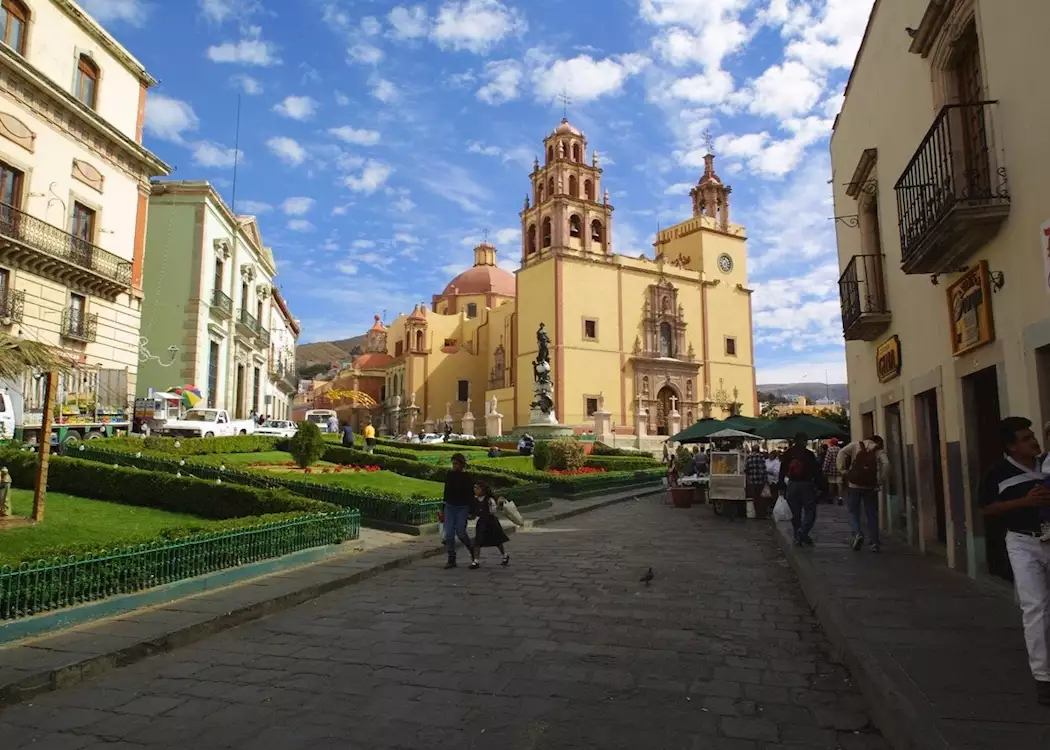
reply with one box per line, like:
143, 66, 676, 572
554, 118, 582, 136
441, 264, 515, 298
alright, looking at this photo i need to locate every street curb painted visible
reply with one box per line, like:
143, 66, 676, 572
0, 486, 663, 710
772, 521, 949, 750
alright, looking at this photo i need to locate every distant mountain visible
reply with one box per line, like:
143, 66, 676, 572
296, 334, 368, 371
758, 382, 849, 405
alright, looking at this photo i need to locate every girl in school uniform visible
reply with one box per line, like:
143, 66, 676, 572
471, 481, 510, 569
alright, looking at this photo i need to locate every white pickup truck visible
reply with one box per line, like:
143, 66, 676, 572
155, 408, 256, 439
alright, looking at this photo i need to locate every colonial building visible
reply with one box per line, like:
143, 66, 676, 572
266, 287, 298, 420
0, 0, 169, 413
138, 181, 285, 420
832, 0, 1050, 580
330, 118, 756, 441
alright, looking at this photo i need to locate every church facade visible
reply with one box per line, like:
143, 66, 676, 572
355, 119, 757, 437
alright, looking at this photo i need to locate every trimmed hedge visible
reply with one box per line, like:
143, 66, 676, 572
96, 435, 282, 456
590, 441, 646, 457
320, 445, 530, 490
584, 455, 662, 471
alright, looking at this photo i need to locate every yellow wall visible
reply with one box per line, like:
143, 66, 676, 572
513, 259, 556, 426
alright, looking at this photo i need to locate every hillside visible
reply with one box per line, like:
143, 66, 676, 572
296, 334, 368, 370
758, 383, 849, 405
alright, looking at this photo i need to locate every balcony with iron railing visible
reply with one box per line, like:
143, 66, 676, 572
0, 203, 133, 298
839, 254, 891, 342
236, 307, 259, 337
61, 309, 98, 343
257, 326, 270, 347
0, 288, 24, 325
210, 289, 233, 318
894, 101, 1010, 274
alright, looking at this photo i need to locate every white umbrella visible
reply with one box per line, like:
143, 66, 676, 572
705, 428, 762, 440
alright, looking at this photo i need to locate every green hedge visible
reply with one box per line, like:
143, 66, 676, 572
584, 455, 662, 471
321, 445, 530, 490
95, 435, 282, 456
590, 442, 645, 457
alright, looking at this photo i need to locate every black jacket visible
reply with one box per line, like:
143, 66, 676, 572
778, 446, 823, 487
443, 469, 474, 507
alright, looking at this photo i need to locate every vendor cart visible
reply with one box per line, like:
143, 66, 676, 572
709, 450, 747, 518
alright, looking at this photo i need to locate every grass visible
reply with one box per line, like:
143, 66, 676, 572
0, 490, 215, 565
260, 467, 444, 497
190, 451, 336, 468
471, 455, 537, 472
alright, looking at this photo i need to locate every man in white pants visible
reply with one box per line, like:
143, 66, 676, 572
980, 417, 1050, 705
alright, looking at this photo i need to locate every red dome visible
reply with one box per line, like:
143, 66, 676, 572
441, 264, 515, 298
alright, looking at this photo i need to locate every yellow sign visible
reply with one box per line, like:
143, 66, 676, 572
876, 335, 901, 383
946, 261, 995, 357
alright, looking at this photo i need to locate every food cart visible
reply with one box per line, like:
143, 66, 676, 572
709, 450, 747, 518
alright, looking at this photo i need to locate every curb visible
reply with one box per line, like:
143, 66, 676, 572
0, 487, 662, 710
772, 522, 949, 750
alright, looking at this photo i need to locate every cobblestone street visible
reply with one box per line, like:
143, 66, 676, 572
1, 496, 888, 750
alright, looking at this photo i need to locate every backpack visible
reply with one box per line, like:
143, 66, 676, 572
846, 444, 879, 487
787, 454, 808, 480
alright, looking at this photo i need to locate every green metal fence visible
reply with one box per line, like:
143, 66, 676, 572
0, 509, 359, 621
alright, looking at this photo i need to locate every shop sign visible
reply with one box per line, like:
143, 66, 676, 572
876, 335, 902, 383
946, 261, 995, 357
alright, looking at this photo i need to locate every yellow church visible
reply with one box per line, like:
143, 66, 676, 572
366, 118, 756, 439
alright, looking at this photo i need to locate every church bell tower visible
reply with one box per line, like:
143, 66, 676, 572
519, 119, 615, 263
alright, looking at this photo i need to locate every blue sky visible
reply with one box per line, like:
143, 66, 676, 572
83, 0, 875, 384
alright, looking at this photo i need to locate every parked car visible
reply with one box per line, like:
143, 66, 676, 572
156, 409, 256, 439
255, 419, 298, 438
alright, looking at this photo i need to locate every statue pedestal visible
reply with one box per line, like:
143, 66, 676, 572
404, 406, 420, 435
636, 408, 648, 439
514, 379, 574, 440
422, 418, 435, 434
485, 411, 503, 438
461, 412, 475, 437
669, 409, 682, 437
593, 409, 612, 441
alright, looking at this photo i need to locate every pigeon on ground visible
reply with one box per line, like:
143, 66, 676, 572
640, 567, 654, 585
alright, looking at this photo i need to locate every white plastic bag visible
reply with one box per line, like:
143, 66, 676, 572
499, 497, 525, 526
773, 496, 792, 522
746, 500, 756, 519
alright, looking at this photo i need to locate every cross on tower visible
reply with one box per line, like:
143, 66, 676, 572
482, 228, 489, 242
557, 91, 572, 119
702, 128, 715, 155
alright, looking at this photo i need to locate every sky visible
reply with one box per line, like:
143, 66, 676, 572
82, 0, 876, 384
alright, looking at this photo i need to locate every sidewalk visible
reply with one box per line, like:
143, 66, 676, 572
0, 486, 660, 709
775, 503, 1050, 750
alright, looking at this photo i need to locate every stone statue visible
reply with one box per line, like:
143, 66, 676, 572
597, 391, 604, 411
533, 156, 539, 170
559, 141, 566, 158
524, 194, 530, 210
491, 394, 498, 414
530, 391, 554, 415
592, 150, 599, 168
557, 175, 563, 193
603, 189, 609, 204
393, 394, 401, 409
536, 323, 550, 365
409, 392, 416, 408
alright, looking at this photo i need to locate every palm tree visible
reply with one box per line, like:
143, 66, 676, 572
0, 333, 71, 523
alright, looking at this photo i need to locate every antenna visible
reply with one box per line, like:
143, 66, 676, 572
557, 91, 571, 120
230, 94, 243, 213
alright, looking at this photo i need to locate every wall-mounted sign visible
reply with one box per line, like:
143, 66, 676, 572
876, 335, 902, 383
1041, 219, 1050, 296
946, 261, 995, 357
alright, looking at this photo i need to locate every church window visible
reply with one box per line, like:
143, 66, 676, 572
686, 379, 693, 397
466, 303, 478, 318
526, 224, 537, 255
725, 336, 737, 357
444, 338, 456, 347
542, 217, 552, 248
584, 179, 593, 201
415, 330, 424, 350
492, 344, 505, 382
395, 340, 404, 357
569, 214, 581, 238
642, 376, 650, 395
569, 175, 578, 198
547, 145, 553, 163
547, 177, 555, 196
659, 322, 674, 357
585, 397, 598, 417
583, 318, 597, 340
591, 219, 605, 248
536, 182, 544, 204
572, 143, 581, 162
457, 379, 469, 402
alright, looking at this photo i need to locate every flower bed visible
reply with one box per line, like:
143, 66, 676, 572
549, 466, 606, 475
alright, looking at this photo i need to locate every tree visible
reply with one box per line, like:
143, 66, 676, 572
815, 408, 849, 432
289, 420, 327, 467
760, 401, 780, 420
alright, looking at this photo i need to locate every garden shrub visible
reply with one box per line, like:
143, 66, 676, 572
591, 441, 642, 457
532, 441, 551, 471
584, 455, 661, 471
548, 439, 585, 471
289, 421, 327, 468
321, 445, 524, 489
674, 445, 695, 475
96, 435, 281, 456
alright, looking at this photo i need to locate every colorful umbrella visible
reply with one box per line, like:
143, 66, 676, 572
169, 384, 202, 408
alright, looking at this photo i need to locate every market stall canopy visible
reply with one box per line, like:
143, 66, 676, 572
754, 414, 849, 441
721, 415, 766, 432
670, 418, 724, 443
705, 428, 762, 440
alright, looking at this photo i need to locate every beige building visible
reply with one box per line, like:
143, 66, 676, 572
0, 0, 169, 413
832, 0, 1050, 580
772, 396, 843, 417
266, 288, 299, 420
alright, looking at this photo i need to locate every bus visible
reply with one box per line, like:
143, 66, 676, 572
304, 409, 337, 432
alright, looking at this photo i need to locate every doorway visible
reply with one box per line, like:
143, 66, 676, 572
235, 365, 245, 419
656, 386, 675, 436
963, 366, 1006, 579
884, 403, 908, 537
861, 411, 875, 439
915, 389, 947, 551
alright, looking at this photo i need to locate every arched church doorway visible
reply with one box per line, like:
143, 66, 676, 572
656, 385, 676, 436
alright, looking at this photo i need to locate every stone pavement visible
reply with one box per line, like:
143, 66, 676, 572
775, 502, 1050, 750
0, 495, 888, 750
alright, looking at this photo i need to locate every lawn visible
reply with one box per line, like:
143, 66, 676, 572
190, 451, 336, 468
0, 490, 216, 565
471, 455, 537, 472
258, 467, 444, 498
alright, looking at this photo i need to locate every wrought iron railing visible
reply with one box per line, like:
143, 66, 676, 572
894, 101, 1009, 265
839, 254, 888, 333
61, 309, 98, 342
0, 509, 359, 620
238, 307, 259, 333
211, 289, 232, 314
0, 203, 132, 286
0, 288, 24, 323
257, 326, 270, 346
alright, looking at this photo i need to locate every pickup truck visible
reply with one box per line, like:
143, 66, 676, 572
156, 408, 256, 439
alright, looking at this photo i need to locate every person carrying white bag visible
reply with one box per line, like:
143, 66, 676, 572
773, 493, 793, 522
498, 494, 525, 527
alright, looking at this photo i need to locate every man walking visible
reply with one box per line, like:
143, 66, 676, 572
442, 453, 475, 569
823, 438, 843, 505
363, 420, 376, 453
837, 435, 890, 552
779, 433, 823, 546
980, 417, 1050, 705
745, 448, 768, 517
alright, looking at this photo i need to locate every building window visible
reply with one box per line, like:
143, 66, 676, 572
394, 340, 403, 357
542, 217, 552, 248
0, 160, 23, 209
444, 338, 456, 347
457, 379, 469, 402
256, 298, 264, 324
526, 224, 537, 255
585, 397, 598, 417
569, 214, 581, 238
584, 179, 593, 201
207, 341, 220, 408
75, 54, 99, 109
725, 337, 737, 357
659, 322, 674, 358
547, 177, 554, 196
72, 202, 95, 243
67, 292, 86, 337
546, 145, 553, 163
213, 260, 224, 293
1, 0, 28, 55
583, 318, 597, 340
572, 143, 581, 162
415, 329, 424, 350
466, 303, 478, 318
591, 219, 605, 246
252, 366, 260, 414
569, 175, 578, 198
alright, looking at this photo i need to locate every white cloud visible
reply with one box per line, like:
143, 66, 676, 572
467, 142, 501, 157
756, 358, 847, 385
266, 136, 307, 166
431, 0, 526, 54
684, 116, 832, 178
328, 126, 381, 146
476, 60, 522, 104
281, 197, 315, 216
466, 141, 533, 170
331, 205, 350, 216
273, 95, 318, 121
664, 182, 692, 195
395, 233, 421, 244
360, 16, 382, 35
334, 92, 351, 106
205, 27, 280, 66
230, 74, 262, 95
337, 262, 359, 275
349, 44, 384, 64
352, 239, 376, 249
144, 94, 198, 144
493, 227, 519, 246
666, 69, 736, 105
237, 200, 272, 214
287, 219, 315, 232
420, 163, 490, 213
198, 0, 259, 24
371, 77, 399, 103
343, 160, 393, 193
192, 142, 242, 168
533, 54, 648, 102
747, 61, 825, 119
388, 4, 429, 39
78, 0, 148, 26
